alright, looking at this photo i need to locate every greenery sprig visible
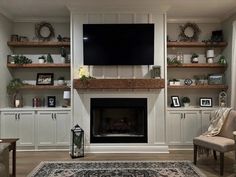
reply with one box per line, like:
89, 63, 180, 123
13, 55, 32, 64
7, 78, 23, 95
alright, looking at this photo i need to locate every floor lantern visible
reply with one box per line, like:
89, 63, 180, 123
70, 124, 84, 158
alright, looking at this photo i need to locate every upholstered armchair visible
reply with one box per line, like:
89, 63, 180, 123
193, 110, 236, 176
0, 143, 10, 177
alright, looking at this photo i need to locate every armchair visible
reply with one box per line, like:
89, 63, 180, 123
0, 143, 10, 177
193, 110, 236, 176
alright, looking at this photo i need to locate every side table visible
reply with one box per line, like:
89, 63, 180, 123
0, 138, 19, 177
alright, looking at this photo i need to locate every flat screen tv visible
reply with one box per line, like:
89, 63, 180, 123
83, 24, 154, 65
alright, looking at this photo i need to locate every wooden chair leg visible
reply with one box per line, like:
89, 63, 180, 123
220, 152, 224, 176
194, 144, 197, 165
213, 150, 217, 160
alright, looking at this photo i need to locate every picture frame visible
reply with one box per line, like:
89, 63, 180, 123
47, 96, 56, 107
199, 97, 212, 107
36, 73, 54, 85
171, 96, 181, 107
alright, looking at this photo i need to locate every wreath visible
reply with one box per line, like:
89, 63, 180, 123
179, 22, 201, 42
35, 22, 55, 41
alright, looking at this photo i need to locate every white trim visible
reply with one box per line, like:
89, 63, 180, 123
13, 17, 70, 23
231, 20, 236, 109
85, 145, 169, 153
167, 18, 221, 24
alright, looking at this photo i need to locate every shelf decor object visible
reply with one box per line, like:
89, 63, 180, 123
36, 73, 54, 85
206, 49, 214, 63
179, 22, 201, 42
199, 97, 212, 107
171, 96, 181, 107
35, 22, 55, 41
47, 96, 56, 107
219, 90, 227, 107
70, 124, 84, 158
63, 91, 71, 107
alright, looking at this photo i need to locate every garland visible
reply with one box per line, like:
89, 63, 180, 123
179, 22, 201, 42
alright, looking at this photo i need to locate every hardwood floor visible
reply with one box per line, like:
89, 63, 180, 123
13, 150, 235, 177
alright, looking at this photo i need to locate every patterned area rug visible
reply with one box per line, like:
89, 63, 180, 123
27, 161, 206, 177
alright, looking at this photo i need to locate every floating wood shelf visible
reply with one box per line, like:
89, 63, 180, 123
19, 85, 70, 90
7, 63, 70, 68
74, 79, 165, 89
167, 63, 227, 68
7, 41, 70, 47
167, 41, 227, 48
168, 85, 228, 89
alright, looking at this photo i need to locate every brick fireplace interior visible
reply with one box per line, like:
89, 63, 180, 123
90, 98, 148, 143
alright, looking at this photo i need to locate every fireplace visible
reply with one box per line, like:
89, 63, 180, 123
90, 98, 148, 143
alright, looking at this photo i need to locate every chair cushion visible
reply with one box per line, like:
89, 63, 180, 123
193, 135, 235, 152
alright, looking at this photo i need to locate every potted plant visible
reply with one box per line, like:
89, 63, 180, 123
38, 55, 46, 64
169, 78, 180, 86
60, 47, 67, 63
57, 76, 65, 85
181, 96, 190, 107
191, 53, 199, 63
218, 55, 227, 65
7, 78, 24, 107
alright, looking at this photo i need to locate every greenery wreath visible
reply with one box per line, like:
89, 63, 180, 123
179, 22, 201, 42
35, 22, 55, 41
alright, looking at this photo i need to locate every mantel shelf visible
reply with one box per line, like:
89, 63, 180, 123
168, 85, 228, 89
73, 79, 165, 89
7, 63, 70, 68
19, 85, 70, 90
167, 63, 227, 68
167, 41, 227, 48
7, 41, 70, 47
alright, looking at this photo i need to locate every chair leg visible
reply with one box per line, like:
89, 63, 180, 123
213, 150, 217, 160
194, 144, 197, 165
220, 152, 224, 176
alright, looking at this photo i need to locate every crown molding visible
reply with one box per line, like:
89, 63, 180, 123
0, 7, 14, 21
167, 18, 221, 24
13, 16, 70, 23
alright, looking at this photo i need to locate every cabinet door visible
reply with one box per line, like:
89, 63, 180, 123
1, 112, 18, 138
37, 112, 55, 146
166, 111, 182, 145
182, 111, 200, 145
54, 111, 70, 145
18, 112, 35, 146
201, 110, 212, 133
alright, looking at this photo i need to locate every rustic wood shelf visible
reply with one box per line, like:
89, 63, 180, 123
74, 79, 165, 89
167, 85, 228, 89
7, 63, 70, 68
7, 41, 70, 47
19, 85, 70, 90
167, 63, 227, 68
167, 41, 227, 48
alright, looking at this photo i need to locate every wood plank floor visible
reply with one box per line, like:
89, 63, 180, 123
13, 151, 235, 177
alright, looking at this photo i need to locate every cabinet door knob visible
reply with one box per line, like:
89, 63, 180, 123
51, 113, 54, 119
18, 113, 20, 120
15, 113, 17, 120
54, 113, 56, 119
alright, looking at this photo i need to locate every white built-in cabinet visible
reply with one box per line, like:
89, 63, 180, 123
0, 109, 70, 149
0, 111, 35, 146
167, 109, 213, 145
37, 110, 70, 146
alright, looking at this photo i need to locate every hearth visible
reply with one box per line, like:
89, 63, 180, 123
90, 98, 147, 143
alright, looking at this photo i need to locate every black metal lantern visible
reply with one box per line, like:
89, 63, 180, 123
70, 124, 84, 158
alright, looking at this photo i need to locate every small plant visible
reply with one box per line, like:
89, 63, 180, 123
38, 55, 46, 60
13, 55, 32, 64
46, 54, 54, 63
182, 97, 190, 103
7, 78, 23, 95
191, 53, 199, 63
60, 47, 67, 58
167, 57, 182, 65
218, 55, 227, 65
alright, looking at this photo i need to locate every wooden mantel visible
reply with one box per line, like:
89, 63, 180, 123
73, 79, 165, 89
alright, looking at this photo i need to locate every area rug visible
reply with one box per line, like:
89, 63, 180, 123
27, 160, 206, 177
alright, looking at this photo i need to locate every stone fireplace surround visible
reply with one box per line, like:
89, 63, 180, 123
75, 91, 168, 153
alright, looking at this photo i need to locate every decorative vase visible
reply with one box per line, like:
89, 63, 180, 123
192, 57, 199, 63
38, 59, 45, 64
184, 103, 190, 107
57, 80, 64, 86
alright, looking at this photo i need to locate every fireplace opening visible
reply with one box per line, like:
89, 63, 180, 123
90, 98, 147, 143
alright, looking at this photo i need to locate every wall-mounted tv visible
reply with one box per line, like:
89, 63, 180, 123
83, 24, 154, 65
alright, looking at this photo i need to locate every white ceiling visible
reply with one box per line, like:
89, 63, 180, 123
0, 0, 236, 22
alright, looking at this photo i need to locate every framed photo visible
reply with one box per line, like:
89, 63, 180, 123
171, 96, 181, 107
36, 73, 54, 85
199, 97, 212, 107
47, 96, 56, 107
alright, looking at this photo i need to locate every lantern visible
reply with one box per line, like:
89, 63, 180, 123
70, 124, 84, 158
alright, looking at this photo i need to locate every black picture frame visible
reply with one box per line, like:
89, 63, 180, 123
47, 96, 56, 107
171, 96, 181, 107
36, 73, 54, 85
199, 97, 212, 107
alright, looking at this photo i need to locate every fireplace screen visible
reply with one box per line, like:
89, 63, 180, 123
90, 98, 147, 143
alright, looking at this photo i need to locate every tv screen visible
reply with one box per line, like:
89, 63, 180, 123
83, 24, 154, 65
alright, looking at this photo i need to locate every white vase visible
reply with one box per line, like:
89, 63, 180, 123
57, 80, 64, 85
184, 103, 190, 107
38, 59, 45, 64
60, 57, 65, 63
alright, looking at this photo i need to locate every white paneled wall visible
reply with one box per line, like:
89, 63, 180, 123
71, 12, 167, 152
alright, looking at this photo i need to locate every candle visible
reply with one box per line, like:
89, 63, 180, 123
15, 100, 20, 107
